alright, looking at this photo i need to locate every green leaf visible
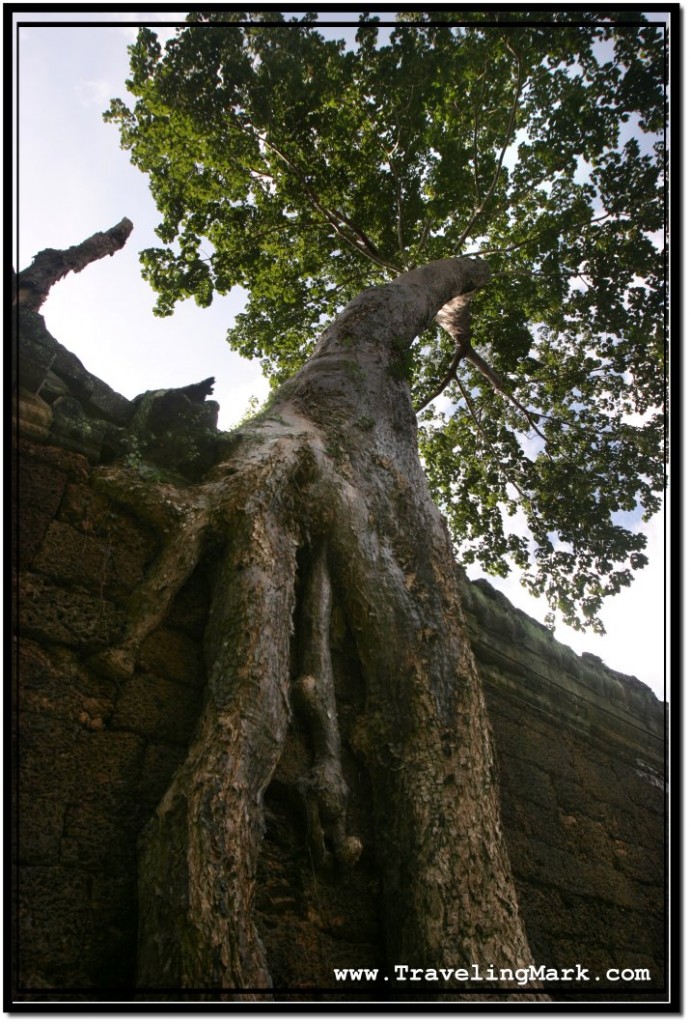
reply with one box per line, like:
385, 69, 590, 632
105, 14, 667, 630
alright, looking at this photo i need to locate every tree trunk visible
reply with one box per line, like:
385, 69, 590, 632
93, 257, 543, 999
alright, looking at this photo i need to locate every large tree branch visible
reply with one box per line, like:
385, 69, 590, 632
371, 257, 491, 348
414, 343, 468, 414
465, 211, 613, 261
238, 117, 401, 274
471, 58, 490, 202
464, 346, 550, 448
415, 292, 474, 412
457, 50, 523, 248
417, 285, 550, 451
15, 217, 133, 311
311, 257, 491, 378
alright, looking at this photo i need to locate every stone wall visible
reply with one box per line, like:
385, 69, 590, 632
14, 436, 209, 992
12, 310, 667, 1002
461, 579, 666, 999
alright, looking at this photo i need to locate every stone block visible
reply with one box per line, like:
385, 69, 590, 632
15, 308, 132, 425
137, 742, 189, 818
72, 729, 145, 796
137, 628, 206, 688
17, 712, 77, 804
48, 396, 109, 462
19, 640, 117, 729
57, 483, 157, 596
16, 795, 65, 865
16, 865, 92, 989
15, 454, 67, 568
60, 732, 146, 869
612, 838, 665, 885
15, 388, 53, 441
496, 751, 556, 811
18, 573, 125, 649
18, 436, 91, 482
111, 673, 203, 745
32, 521, 113, 594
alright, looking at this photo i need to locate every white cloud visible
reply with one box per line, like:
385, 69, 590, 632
15, 17, 669, 705
75, 79, 112, 107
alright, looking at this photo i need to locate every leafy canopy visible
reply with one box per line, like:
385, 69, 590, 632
105, 10, 667, 632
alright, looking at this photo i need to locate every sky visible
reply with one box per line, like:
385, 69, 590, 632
12, 9, 669, 700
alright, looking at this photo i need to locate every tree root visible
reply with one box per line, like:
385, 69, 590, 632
291, 541, 362, 870
76, 257, 545, 995
87, 431, 364, 987
291, 668, 362, 870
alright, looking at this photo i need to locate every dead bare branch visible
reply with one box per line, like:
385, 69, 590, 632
15, 217, 133, 311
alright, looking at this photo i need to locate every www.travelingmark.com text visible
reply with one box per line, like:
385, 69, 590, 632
333, 963, 651, 985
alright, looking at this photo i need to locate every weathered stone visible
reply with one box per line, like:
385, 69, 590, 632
14, 308, 133, 425
126, 382, 222, 479
17, 796, 66, 865
19, 640, 117, 730
110, 672, 203, 744
17, 711, 78, 793
57, 483, 157, 593
17, 866, 93, 988
137, 627, 206, 687
15, 453, 67, 568
32, 520, 114, 593
60, 732, 146, 869
14, 388, 53, 441
495, 751, 557, 811
18, 436, 91, 482
13, 308, 60, 393
17, 572, 125, 649
461, 572, 664, 765
48, 395, 115, 463
36, 369, 71, 403
13, 330, 667, 1000
454, 568, 667, 997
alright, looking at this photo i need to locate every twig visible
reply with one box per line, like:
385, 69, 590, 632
455, 373, 533, 503
240, 117, 401, 274
414, 342, 469, 413
464, 346, 551, 451
457, 50, 524, 248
